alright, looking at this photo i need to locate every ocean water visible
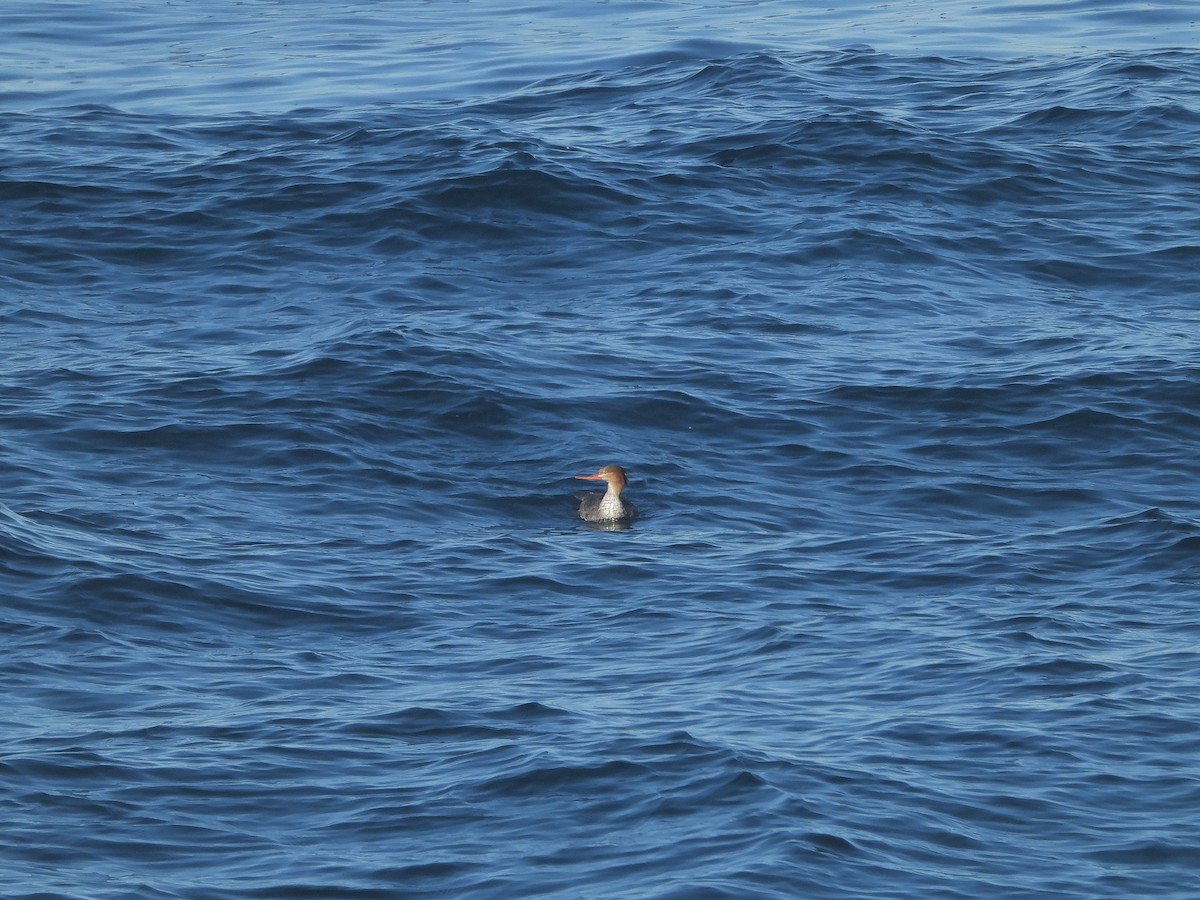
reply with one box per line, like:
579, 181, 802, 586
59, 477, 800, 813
3, 1, 1200, 897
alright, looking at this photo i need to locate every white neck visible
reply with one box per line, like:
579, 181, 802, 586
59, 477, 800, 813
597, 488, 625, 518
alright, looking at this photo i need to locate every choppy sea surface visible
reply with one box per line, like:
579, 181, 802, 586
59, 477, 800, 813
4, 1, 1200, 897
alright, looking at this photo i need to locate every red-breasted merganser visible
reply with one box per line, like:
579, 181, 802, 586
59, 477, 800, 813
575, 464, 636, 523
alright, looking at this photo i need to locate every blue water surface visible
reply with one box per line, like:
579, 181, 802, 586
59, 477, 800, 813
3, 1, 1200, 897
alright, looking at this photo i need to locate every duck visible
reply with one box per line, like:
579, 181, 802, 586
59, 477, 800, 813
574, 464, 636, 523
